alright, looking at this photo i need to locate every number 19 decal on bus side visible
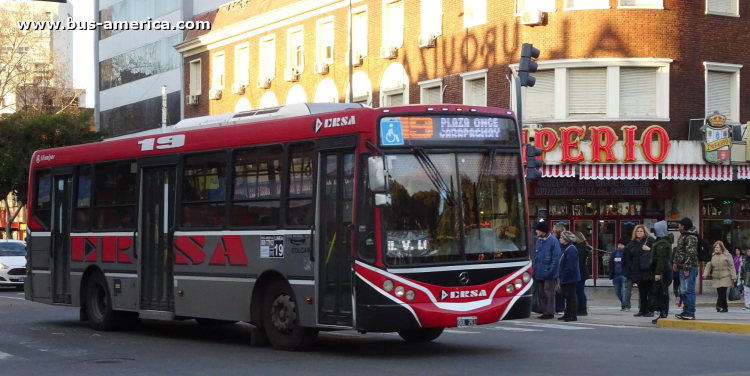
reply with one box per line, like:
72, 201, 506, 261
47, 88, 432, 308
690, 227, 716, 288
137, 135, 186, 151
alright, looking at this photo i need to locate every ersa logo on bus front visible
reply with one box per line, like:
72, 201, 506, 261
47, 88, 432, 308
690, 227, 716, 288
314, 115, 356, 133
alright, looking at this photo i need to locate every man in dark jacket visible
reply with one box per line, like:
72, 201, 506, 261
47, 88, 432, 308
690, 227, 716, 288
650, 220, 674, 323
673, 217, 700, 320
533, 221, 561, 319
574, 232, 591, 316
609, 239, 629, 310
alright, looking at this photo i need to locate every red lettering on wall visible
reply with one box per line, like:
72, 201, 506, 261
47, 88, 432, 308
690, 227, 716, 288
174, 236, 206, 265
621, 126, 637, 162
101, 236, 116, 263
72, 237, 84, 261
560, 126, 586, 163
118, 237, 133, 263
209, 236, 248, 266
534, 128, 559, 163
589, 126, 618, 162
640, 125, 671, 163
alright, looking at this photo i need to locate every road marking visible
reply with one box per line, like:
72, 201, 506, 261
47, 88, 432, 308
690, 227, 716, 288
444, 329, 480, 334
512, 322, 592, 330
0, 296, 25, 300
486, 326, 542, 332
0, 351, 19, 360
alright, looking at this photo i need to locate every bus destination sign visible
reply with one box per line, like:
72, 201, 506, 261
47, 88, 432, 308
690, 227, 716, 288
379, 116, 512, 146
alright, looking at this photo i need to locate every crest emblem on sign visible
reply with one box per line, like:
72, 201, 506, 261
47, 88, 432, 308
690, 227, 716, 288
701, 111, 732, 164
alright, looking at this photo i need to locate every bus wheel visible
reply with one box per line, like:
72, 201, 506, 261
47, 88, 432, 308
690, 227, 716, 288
397, 328, 444, 342
85, 272, 122, 331
262, 279, 318, 351
195, 318, 238, 326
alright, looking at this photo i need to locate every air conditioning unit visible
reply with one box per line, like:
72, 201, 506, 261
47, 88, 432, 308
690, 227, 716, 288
345, 51, 363, 67
185, 94, 198, 105
418, 34, 436, 48
380, 45, 397, 59
231, 83, 245, 95
314, 62, 329, 75
208, 89, 221, 100
284, 67, 299, 82
257, 77, 271, 89
520, 10, 544, 26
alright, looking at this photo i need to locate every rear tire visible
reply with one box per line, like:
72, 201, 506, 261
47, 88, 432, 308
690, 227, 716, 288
195, 318, 238, 326
261, 279, 318, 351
397, 328, 444, 342
85, 272, 123, 331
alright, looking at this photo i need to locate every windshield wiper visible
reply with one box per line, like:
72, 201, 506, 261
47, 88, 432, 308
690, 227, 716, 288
412, 148, 457, 206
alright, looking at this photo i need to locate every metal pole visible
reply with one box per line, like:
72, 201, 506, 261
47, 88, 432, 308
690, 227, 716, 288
161, 85, 167, 132
348, 0, 353, 103
94, 0, 100, 131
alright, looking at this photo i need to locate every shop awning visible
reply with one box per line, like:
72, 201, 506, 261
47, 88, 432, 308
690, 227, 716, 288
738, 165, 750, 180
579, 164, 659, 180
543, 165, 575, 178
662, 164, 732, 181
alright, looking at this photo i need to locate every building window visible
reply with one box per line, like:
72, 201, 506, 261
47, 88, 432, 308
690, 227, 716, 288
464, 0, 487, 27
618, 0, 663, 9
212, 53, 225, 90
352, 8, 368, 56
517, 0, 556, 14
419, 78, 443, 104
235, 44, 249, 87
705, 62, 742, 122
260, 35, 275, 80
317, 17, 334, 64
461, 69, 487, 106
421, 0, 442, 36
232, 146, 282, 227
17, 46, 30, 54
287, 26, 304, 71
189, 59, 201, 95
181, 152, 227, 229
564, 0, 610, 10
514, 58, 671, 122
383, 0, 403, 48
1, 46, 12, 55
706, 0, 739, 16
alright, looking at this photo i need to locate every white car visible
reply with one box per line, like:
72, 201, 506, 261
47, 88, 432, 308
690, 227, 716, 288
0, 240, 27, 290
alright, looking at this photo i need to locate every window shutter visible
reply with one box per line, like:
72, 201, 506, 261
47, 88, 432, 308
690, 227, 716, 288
423, 86, 441, 104
620, 0, 660, 6
619, 67, 657, 117
321, 22, 333, 61
707, 70, 732, 119
353, 12, 366, 54
263, 40, 274, 78
466, 78, 485, 106
389, 93, 404, 106
568, 68, 607, 116
707, 0, 731, 13
190, 61, 200, 94
524, 70, 555, 120
567, 0, 608, 8
422, 0, 442, 35
387, 1, 403, 47
238, 48, 249, 85
213, 55, 224, 88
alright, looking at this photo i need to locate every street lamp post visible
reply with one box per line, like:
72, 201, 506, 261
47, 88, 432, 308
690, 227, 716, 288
348, 0, 353, 103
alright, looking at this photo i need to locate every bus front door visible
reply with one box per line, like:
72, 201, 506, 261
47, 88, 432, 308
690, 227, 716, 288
139, 166, 176, 313
51, 173, 72, 304
317, 150, 355, 326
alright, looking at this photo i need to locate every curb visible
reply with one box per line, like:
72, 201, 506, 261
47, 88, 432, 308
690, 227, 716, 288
656, 319, 750, 334
696, 302, 744, 307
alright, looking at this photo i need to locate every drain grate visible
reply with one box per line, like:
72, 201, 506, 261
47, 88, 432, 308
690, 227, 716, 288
83, 358, 135, 364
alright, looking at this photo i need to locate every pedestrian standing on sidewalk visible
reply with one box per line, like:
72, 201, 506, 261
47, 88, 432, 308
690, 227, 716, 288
744, 254, 750, 310
574, 231, 591, 316
533, 221, 561, 320
733, 247, 743, 277
703, 241, 737, 313
627, 225, 656, 317
553, 224, 567, 315
673, 217, 700, 320
609, 238, 629, 310
558, 231, 581, 322
651, 220, 673, 322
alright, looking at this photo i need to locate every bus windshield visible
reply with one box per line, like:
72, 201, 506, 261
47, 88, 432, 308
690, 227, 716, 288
384, 151, 527, 266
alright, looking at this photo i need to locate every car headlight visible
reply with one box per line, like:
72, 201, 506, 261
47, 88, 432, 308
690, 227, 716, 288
395, 286, 405, 297
522, 272, 531, 283
0, 263, 8, 269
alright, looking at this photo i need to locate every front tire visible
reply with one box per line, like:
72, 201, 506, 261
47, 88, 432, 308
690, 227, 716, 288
397, 328, 444, 342
85, 272, 123, 331
261, 279, 318, 351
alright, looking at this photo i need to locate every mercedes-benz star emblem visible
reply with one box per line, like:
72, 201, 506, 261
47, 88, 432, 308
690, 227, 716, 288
459, 272, 470, 285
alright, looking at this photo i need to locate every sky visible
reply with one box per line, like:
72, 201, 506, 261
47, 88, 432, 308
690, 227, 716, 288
69, 0, 95, 108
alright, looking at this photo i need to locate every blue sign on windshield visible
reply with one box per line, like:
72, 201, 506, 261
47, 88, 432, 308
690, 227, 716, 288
380, 118, 404, 146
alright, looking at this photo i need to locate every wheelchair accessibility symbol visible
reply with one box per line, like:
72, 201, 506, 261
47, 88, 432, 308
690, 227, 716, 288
380, 120, 404, 146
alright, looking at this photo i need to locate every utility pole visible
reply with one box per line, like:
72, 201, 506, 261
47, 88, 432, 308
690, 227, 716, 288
348, 0, 353, 103
161, 85, 167, 132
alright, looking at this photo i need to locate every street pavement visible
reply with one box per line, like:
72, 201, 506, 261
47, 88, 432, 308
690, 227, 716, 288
0, 287, 749, 376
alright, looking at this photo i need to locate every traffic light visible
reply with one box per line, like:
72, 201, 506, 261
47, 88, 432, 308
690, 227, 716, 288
519, 43, 540, 87
525, 143, 543, 180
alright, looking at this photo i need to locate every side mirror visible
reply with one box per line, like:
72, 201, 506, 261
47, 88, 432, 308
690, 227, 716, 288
368, 156, 387, 193
375, 193, 391, 207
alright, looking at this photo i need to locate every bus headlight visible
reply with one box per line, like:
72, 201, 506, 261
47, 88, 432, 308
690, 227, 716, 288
395, 286, 405, 297
506, 284, 514, 294
383, 280, 394, 292
515, 279, 523, 290
406, 290, 415, 301
522, 272, 531, 283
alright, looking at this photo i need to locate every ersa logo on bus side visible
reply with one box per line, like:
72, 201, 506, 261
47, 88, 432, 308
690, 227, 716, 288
314, 115, 356, 133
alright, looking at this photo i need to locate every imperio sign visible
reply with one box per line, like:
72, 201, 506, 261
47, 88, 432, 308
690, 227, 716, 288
522, 125, 671, 164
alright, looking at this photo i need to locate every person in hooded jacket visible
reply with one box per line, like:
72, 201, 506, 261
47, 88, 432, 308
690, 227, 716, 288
533, 221, 561, 319
627, 224, 656, 317
574, 232, 591, 316
558, 231, 581, 322
650, 220, 673, 322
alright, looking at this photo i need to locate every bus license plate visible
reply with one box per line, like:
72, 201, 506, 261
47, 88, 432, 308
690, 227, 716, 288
457, 317, 477, 327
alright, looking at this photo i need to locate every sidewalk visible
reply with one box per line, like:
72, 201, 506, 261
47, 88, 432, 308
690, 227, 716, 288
523, 287, 750, 334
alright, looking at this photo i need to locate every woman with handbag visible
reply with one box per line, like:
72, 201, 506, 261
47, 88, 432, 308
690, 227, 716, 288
703, 241, 737, 313
557, 231, 581, 322
626, 225, 656, 318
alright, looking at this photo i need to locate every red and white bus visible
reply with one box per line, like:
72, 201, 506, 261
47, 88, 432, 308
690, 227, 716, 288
24, 103, 532, 350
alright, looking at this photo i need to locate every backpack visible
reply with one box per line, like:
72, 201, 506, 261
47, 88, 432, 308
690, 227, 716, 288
689, 233, 712, 263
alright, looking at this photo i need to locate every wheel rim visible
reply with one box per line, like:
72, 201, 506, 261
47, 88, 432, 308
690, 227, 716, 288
91, 282, 107, 321
269, 293, 297, 335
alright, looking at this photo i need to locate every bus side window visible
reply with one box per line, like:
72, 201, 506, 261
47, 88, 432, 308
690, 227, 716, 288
231, 146, 282, 227
286, 142, 315, 227
73, 165, 92, 231
181, 152, 227, 228
93, 162, 136, 230
356, 153, 376, 263
34, 170, 52, 229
